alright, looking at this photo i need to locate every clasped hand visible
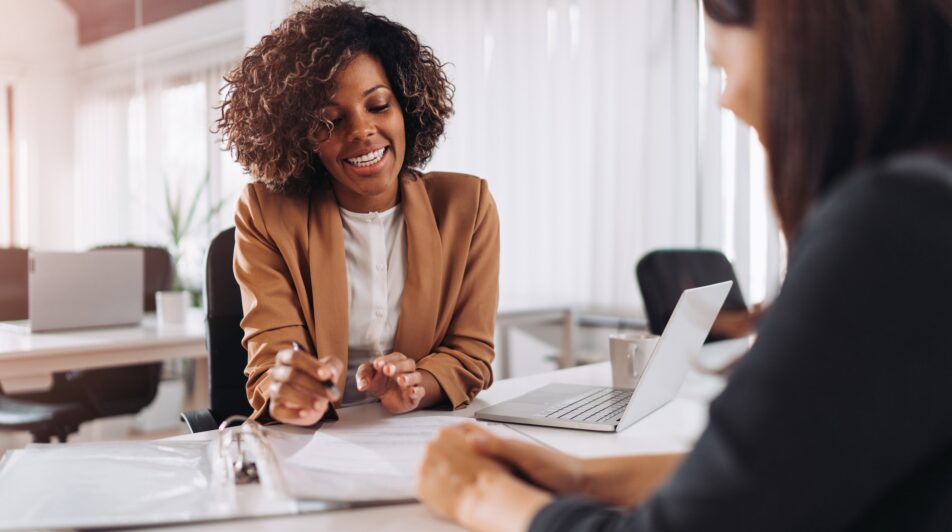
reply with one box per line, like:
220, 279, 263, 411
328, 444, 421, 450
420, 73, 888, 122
268, 346, 428, 425
356, 352, 427, 414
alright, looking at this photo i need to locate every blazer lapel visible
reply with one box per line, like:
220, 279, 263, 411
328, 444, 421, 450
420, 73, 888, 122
394, 174, 442, 358
308, 183, 349, 392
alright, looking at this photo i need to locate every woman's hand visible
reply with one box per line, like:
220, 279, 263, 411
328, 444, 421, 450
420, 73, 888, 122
710, 303, 766, 338
418, 424, 553, 532
462, 423, 588, 495
267, 345, 343, 426
356, 352, 430, 414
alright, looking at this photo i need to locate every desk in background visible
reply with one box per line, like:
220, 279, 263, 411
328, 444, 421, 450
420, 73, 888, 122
0, 309, 206, 394
496, 301, 647, 379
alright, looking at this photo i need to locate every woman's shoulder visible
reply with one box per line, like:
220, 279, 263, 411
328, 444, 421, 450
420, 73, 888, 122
415, 171, 488, 194
237, 181, 310, 215
795, 151, 952, 269
811, 151, 952, 232
412, 171, 493, 210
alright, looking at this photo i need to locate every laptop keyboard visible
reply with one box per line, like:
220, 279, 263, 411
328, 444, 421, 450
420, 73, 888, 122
539, 388, 633, 424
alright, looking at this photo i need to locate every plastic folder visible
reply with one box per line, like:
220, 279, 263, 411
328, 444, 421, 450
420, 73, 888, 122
0, 416, 413, 530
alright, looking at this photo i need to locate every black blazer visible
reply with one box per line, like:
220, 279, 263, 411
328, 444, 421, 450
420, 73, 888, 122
532, 152, 952, 532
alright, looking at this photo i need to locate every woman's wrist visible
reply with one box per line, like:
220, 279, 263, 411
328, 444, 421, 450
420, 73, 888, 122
415, 369, 446, 409
457, 470, 553, 532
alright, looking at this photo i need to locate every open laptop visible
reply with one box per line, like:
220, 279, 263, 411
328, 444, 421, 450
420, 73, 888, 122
0, 250, 144, 333
476, 281, 732, 432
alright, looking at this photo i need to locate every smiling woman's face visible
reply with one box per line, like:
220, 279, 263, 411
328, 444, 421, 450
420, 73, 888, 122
316, 53, 406, 212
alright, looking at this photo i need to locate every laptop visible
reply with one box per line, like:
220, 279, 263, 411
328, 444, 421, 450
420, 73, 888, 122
0, 250, 144, 332
476, 281, 732, 432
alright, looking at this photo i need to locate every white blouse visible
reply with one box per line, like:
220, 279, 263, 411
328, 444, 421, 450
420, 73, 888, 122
339, 204, 407, 358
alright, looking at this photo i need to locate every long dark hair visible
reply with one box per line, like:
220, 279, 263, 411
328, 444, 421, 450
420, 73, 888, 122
704, 0, 952, 240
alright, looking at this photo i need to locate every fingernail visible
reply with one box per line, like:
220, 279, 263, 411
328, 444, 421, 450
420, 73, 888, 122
299, 409, 311, 418
375, 359, 384, 369
274, 367, 290, 380
318, 369, 328, 379
398, 376, 406, 385
387, 364, 396, 375
357, 378, 366, 390
313, 400, 324, 410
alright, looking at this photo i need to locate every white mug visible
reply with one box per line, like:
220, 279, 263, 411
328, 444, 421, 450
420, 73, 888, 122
609, 332, 660, 390
156, 290, 189, 327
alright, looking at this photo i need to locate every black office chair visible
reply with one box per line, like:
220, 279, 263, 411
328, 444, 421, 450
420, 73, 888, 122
636, 249, 749, 343
180, 227, 253, 432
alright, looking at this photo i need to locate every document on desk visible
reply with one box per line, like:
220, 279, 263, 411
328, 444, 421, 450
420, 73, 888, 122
266, 415, 531, 502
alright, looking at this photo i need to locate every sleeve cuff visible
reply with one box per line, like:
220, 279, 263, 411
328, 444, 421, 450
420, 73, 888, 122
416, 354, 483, 409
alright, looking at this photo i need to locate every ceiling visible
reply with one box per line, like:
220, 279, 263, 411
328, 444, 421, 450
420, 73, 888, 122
61, 0, 224, 46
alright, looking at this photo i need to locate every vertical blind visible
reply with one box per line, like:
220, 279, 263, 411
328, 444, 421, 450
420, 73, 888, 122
365, 0, 702, 310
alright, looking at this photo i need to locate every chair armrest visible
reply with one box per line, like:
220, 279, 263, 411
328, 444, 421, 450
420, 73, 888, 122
179, 408, 218, 433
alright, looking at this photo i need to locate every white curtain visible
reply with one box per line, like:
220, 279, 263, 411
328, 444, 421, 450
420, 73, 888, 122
74, 63, 244, 291
365, 0, 701, 311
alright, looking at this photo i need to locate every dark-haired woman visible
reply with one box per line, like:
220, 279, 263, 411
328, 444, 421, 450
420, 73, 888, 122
418, 0, 952, 530
218, 1, 498, 425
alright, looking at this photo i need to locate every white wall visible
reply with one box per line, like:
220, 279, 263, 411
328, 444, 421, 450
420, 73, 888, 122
0, 0, 78, 250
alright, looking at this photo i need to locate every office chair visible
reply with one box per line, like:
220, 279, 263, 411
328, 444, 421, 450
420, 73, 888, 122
636, 249, 750, 343
180, 227, 254, 433
6, 246, 172, 438
0, 247, 96, 442
61, 246, 171, 418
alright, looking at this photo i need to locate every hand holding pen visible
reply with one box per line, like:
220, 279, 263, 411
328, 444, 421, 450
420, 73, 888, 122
268, 341, 343, 426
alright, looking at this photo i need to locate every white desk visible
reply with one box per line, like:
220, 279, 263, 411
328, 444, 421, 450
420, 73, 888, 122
151, 340, 747, 532
0, 309, 207, 393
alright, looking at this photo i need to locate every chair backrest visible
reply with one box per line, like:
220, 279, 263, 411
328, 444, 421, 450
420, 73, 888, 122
93, 245, 175, 311
204, 227, 253, 421
636, 249, 748, 341
76, 245, 174, 416
0, 248, 28, 321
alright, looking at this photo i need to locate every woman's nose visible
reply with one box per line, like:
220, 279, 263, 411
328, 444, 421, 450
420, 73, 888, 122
347, 112, 375, 141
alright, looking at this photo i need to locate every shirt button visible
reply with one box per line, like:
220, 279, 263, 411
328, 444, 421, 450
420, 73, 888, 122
375, 263, 385, 272
375, 309, 384, 318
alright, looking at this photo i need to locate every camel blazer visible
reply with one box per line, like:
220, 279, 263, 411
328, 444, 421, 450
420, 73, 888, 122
234, 172, 499, 419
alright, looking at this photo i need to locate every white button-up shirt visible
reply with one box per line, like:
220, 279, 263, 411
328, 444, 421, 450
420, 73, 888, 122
339, 204, 407, 358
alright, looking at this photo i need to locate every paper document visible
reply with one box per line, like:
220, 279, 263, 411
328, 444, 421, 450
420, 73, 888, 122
266, 415, 531, 502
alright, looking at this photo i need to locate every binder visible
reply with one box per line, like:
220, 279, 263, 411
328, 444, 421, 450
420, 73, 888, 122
0, 415, 414, 530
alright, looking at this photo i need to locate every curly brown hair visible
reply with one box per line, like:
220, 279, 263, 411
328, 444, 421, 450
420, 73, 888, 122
217, 0, 454, 194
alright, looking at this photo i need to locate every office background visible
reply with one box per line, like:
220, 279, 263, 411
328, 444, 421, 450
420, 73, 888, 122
0, 0, 781, 444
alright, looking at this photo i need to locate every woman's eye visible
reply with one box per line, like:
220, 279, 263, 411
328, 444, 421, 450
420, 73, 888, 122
370, 104, 390, 113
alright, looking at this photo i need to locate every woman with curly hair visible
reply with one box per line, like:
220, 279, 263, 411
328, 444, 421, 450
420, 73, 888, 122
218, 1, 498, 426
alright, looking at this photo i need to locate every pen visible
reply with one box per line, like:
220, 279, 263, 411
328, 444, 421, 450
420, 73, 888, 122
291, 341, 341, 400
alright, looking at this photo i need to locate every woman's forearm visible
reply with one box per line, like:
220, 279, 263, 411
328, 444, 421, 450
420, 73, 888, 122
578, 453, 685, 507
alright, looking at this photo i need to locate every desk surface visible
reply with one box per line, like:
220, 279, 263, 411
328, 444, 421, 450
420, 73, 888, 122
0, 309, 206, 393
148, 340, 746, 532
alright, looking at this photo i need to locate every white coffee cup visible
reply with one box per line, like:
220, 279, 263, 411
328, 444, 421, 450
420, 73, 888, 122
156, 290, 189, 327
609, 332, 660, 390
